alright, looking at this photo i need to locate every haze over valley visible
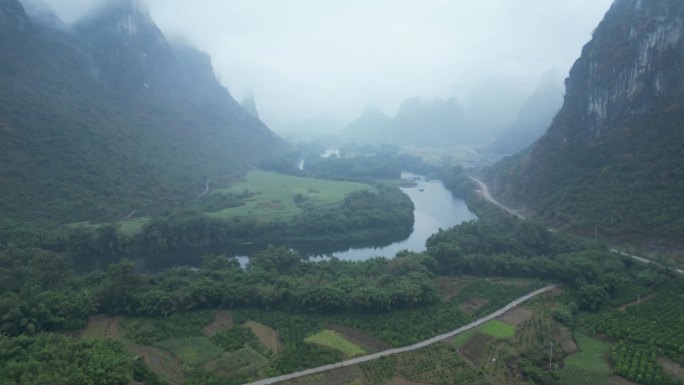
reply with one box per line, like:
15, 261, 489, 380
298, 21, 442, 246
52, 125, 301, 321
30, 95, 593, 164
1, 1, 683, 385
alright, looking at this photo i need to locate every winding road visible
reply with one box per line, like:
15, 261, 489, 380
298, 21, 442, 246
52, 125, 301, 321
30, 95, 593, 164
244, 285, 556, 385
194, 178, 211, 201
469, 176, 525, 220
469, 176, 683, 275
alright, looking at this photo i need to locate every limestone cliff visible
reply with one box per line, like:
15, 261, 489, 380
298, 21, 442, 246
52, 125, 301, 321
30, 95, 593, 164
490, 0, 684, 247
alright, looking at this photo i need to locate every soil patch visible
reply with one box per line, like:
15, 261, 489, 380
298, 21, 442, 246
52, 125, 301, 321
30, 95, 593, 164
81, 315, 122, 339
498, 308, 533, 326
555, 326, 578, 355
436, 277, 471, 302
203, 311, 233, 336
135, 346, 185, 385
459, 297, 489, 314
385, 376, 432, 385
459, 332, 494, 366
322, 365, 361, 385
246, 321, 281, 353
609, 376, 640, 385
327, 324, 392, 352
105, 316, 122, 338
658, 357, 684, 380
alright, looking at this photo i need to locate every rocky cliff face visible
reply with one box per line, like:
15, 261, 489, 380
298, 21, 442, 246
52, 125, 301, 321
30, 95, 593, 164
563, 0, 684, 136
490, 0, 684, 247
1, 0, 28, 36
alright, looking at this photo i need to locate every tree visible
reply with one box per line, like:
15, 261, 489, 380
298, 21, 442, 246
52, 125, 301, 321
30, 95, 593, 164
249, 246, 302, 275
99, 260, 144, 314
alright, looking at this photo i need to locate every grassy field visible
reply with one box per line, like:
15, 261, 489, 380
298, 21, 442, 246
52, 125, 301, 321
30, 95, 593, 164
65, 216, 151, 236
478, 320, 516, 338
65, 170, 371, 233
117, 216, 152, 236
450, 319, 515, 349
156, 337, 224, 367
207, 170, 373, 221
559, 334, 613, 385
305, 330, 367, 357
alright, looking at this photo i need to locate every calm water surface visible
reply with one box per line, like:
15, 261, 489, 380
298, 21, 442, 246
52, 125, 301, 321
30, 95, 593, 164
314, 172, 477, 261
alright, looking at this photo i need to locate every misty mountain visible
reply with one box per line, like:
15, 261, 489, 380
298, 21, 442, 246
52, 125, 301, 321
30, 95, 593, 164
240, 94, 260, 118
485, 73, 564, 155
489, 0, 684, 247
0, 0, 286, 223
341, 97, 470, 146
340, 105, 392, 143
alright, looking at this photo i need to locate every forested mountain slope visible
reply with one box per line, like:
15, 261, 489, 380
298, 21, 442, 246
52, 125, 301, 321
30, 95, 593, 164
0, 0, 286, 224
489, 0, 684, 247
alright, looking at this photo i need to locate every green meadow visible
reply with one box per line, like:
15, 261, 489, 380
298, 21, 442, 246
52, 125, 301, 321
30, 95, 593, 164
207, 170, 374, 221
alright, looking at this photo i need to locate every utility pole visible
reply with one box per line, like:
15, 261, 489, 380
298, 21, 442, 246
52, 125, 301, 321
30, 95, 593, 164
637, 293, 641, 309
549, 342, 554, 371
594, 224, 598, 242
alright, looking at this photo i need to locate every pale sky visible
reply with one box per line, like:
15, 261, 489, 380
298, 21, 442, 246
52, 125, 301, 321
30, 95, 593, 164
27, 0, 615, 134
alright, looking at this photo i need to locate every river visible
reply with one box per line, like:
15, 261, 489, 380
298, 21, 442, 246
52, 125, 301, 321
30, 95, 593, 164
308, 172, 477, 261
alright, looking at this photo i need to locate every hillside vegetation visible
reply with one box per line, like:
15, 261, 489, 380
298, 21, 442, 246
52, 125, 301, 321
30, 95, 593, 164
0, 0, 286, 225
490, 0, 684, 249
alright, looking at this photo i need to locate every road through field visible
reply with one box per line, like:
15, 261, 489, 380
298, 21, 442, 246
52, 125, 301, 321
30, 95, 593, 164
243, 285, 556, 385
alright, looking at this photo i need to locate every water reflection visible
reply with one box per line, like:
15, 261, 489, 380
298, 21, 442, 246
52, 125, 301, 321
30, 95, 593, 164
309, 172, 477, 261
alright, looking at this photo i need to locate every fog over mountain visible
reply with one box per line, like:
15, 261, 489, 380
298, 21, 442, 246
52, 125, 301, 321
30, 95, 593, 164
30, 0, 612, 139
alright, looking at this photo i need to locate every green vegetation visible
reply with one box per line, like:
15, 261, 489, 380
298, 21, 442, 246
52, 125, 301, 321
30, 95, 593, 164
490, 91, 684, 250
558, 334, 613, 385
583, 293, 684, 353
563, 334, 612, 376
38, 180, 414, 259
284, 342, 489, 385
263, 148, 440, 182
581, 292, 684, 385
0, 1, 286, 226
122, 311, 216, 345
450, 320, 514, 347
156, 337, 224, 367
2, 113, 683, 385
611, 342, 673, 385
201, 347, 269, 381
425, 192, 647, 312
478, 320, 516, 338
0, 334, 140, 385
451, 329, 476, 347
211, 326, 263, 353
304, 330, 366, 357
328, 280, 538, 347
208, 170, 373, 221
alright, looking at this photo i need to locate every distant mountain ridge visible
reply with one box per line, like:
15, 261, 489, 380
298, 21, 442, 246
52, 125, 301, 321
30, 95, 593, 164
0, 0, 286, 223
341, 97, 471, 145
485, 74, 564, 156
489, 0, 684, 247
